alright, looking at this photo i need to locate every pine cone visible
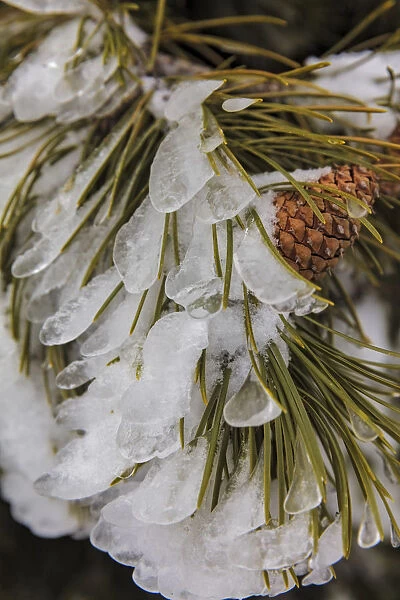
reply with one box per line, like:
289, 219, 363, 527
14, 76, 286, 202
274, 165, 379, 281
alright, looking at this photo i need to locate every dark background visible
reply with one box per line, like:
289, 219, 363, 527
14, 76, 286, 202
1, 0, 400, 598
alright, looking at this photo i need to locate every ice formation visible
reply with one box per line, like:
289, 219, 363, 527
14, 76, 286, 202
0, 5, 399, 600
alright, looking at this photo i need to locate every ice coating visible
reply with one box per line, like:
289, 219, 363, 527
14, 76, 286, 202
119, 311, 208, 426
284, 439, 323, 514
130, 439, 208, 524
194, 154, 258, 223
56, 355, 114, 389
0, 124, 53, 214
165, 219, 222, 318
149, 112, 214, 212
357, 502, 382, 548
39, 267, 121, 345
229, 513, 313, 570
310, 516, 343, 570
117, 418, 180, 464
223, 377, 282, 427
164, 80, 224, 122
12, 108, 134, 278
113, 196, 165, 294
222, 97, 259, 112
34, 357, 136, 499
207, 451, 265, 540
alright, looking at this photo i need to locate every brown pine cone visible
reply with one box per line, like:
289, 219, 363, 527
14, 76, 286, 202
273, 165, 379, 281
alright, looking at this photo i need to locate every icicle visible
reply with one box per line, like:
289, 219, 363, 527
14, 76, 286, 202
348, 408, 379, 442
284, 438, 323, 514
357, 502, 381, 548
223, 376, 281, 427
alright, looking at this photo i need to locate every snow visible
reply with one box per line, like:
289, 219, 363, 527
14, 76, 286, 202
305, 51, 400, 138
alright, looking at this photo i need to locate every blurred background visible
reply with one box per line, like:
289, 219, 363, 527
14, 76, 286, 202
1, 0, 400, 599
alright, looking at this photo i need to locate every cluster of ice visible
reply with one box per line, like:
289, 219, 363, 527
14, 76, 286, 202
0, 9, 398, 598
305, 51, 400, 138
0, 295, 83, 537
2, 3, 144, 124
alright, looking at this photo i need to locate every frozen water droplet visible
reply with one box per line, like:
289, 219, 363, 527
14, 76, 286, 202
130, 438, 208, 524
40, 267, 121, 345
164, 80, 224, 122
165, 220, 222, 318
348, 408, 378, 442
357, 502, 381, 548
223, 376, 281, 427
222, 98, 259, 112
149, 112, 214, 213
390, 523, 400, 548
194, 154, 257, 223
284, 439, 322, 514
346, 197, 368, 218
113, 195, 165, 293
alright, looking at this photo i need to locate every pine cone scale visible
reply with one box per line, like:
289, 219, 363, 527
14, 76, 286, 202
274, 165, 378, 280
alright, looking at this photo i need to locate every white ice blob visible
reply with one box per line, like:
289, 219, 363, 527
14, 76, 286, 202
40, 267, 121, 345
194, 154, 257, 223
165, 219, 222, 318
149, 112, 214, 213
230, 513, 312, 570
120, 311, 208, 426
234, 191, 315, 307
113, 196, 165, 294
130, 438, 208, 525
223, 376, 281, 427
164, 80, 224, 122
222, 97, 259, 112
284, 439, 323, 514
